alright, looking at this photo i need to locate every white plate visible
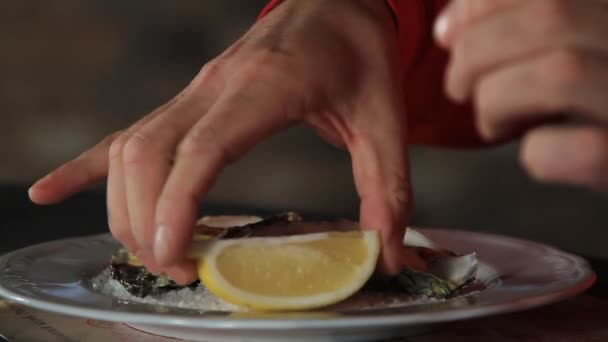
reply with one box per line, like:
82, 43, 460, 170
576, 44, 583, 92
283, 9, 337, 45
0, 229, 595, 342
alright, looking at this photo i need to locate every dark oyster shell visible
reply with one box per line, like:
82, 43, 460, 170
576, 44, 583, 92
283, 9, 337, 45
109, 248, 199, 297
108, 213, 478, 300
108, 212, 301, 298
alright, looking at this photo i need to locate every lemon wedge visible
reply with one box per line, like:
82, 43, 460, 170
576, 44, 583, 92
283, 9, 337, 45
189, 231, 380, 311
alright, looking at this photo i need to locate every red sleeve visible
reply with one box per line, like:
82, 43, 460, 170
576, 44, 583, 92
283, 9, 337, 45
260, 0, 485, 148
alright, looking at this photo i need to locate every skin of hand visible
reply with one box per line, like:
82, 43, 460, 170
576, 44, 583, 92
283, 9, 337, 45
28, 0, 422, 284
435, 0, 608, 191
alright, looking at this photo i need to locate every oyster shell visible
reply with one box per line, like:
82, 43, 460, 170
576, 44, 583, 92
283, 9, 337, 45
389, 228, 478, 298
384, 253, 478, 299
107, 215, 478, 300
429, 253, 478, 286
108, 248, 197, 297
403, 227, 440, 249
109, 213, 299, 297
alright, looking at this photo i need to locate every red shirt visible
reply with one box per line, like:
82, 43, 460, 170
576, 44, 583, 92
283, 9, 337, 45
260, 0, 483, 147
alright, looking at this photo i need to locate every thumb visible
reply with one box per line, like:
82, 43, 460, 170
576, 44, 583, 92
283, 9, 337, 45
348, 94, 414, 275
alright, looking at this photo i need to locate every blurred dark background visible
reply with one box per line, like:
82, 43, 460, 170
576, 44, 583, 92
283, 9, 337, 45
1, 1, 606, 258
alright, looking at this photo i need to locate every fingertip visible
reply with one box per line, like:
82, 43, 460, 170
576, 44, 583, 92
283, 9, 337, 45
28, 166, 84, 205
357, 182, 410, 275
433, 14, 451, 48
377, 255, 401, 275
477, 124, 497, 143
433, 0, 457, 48
136, 250, 163, 275
28, 184, 42, 203
474, 111, 501, 143
444, 69, 469, 104
520, 126, 608, 189
154, 192, 199, 267
378, 230, 406, 275
448, 89, 469, 104
359, 200, 407, 276
28, 179, 59, 205
167, 261, 198, 286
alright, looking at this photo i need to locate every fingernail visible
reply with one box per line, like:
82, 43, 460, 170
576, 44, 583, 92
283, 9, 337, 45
434, 1, 456, 44
28, 183, 45, 203
154, 224, 172, 266
28, 177, 45, 196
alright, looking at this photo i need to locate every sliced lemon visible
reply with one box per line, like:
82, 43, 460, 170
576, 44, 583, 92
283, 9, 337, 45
189, 231, 380, 311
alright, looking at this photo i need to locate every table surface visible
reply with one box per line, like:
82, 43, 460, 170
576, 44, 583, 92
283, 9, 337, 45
1, 184, 606, 341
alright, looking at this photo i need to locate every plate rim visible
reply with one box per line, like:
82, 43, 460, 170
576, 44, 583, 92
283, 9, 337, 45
0, 229, 597, 330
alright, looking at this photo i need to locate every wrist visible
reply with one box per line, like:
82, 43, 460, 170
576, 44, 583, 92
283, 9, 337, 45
276, 0, 394, 30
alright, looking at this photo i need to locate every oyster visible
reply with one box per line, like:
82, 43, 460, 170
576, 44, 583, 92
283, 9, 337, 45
107, 214, 478, 300
108, 248, 197, 297
384, 253, 479, 299
108, 212, 300, 297
379, 228, 479, 298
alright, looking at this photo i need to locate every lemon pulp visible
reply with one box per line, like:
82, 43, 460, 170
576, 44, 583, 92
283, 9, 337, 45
194, 231, 379, 311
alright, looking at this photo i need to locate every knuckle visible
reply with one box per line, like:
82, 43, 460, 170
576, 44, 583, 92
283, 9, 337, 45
202, 58, 222, 75
108, 133, 129, 161
176, 138, 199, 158
391, 183, 411, 213
532, 0, 576, 36
232, 51, 295, 87
542, 48, 587, 89
177, 125, 227, 162
386, 170, 412, 214
122, 131, 156, 166
196, 58, 223, 84
100, 130, 123, 146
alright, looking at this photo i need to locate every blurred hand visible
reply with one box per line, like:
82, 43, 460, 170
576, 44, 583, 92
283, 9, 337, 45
29, 0, 414, 283
435, 0, 608, 191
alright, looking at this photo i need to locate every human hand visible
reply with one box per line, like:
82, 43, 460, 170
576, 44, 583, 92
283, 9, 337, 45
435, 0, 608, 191
28, 0, 414, 282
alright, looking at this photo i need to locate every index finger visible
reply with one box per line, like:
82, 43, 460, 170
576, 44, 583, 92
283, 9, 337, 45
28, 93, 184, 205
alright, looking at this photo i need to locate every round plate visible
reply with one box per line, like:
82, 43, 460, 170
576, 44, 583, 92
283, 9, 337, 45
0, 229, 596, 342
